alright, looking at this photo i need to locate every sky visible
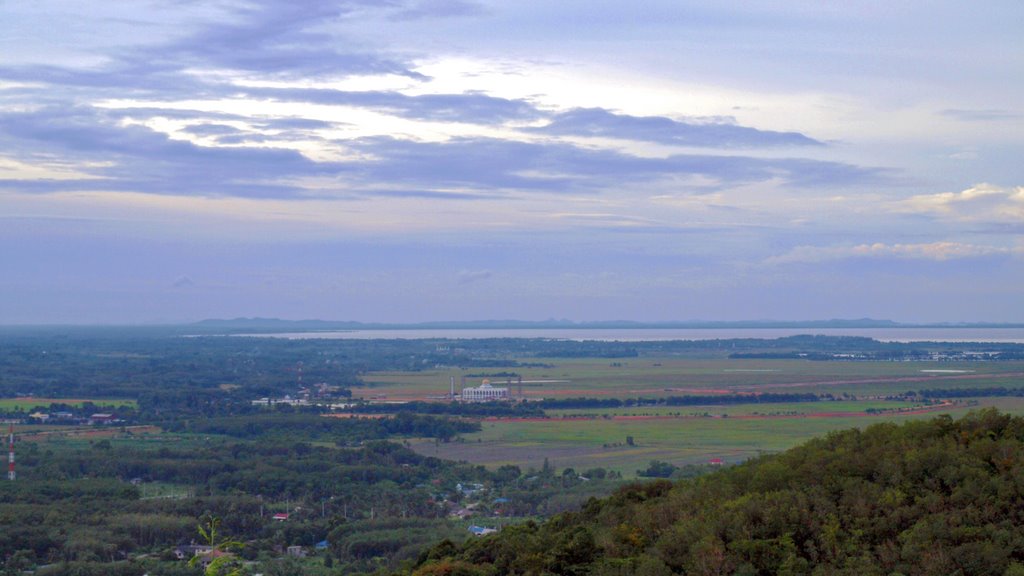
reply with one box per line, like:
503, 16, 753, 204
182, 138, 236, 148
1, 0, 1022, 324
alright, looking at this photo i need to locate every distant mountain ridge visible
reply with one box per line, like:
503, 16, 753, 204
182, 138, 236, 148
192, 317, 1024, 331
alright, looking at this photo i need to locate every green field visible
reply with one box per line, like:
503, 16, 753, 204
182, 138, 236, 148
396, 353, 1024, 477
410, 397, 1024, 476
546, 399, 925, 418
136, 482, 194, 500
359, 358, 1024, 401
0, 397, 136, 411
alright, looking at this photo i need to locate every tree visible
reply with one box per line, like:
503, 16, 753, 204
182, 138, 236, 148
637, 460, 677, 478
495, 464, 521, 483
190, 516, 244, 576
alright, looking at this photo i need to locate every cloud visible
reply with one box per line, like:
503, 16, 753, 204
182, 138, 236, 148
363, 188, 500, 200
242, 86, 544, 123
0, 100, 883, 200
178, 120, 332, 146
766, 241, 1019, 265
345, 136, 882, 194
180, 123, 247, 137
549, 212, 666, 229
0, 1, 422, 108
259, 118, 338, 131
0, 106, 345, 198
389, 0, 486, 21
528, 107, 822, 148
100, 108, 254, 123
894, 183, 1024, 224
939, 109, 1021, 122
126, 1, 419, 80
0, 0, 920, 209
0, 63, 210, 97
0, 0, 888, 206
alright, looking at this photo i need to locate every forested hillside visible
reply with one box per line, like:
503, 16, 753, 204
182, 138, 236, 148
410, 410, 1024, 576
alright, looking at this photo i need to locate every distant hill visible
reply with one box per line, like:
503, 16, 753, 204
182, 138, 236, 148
192, 317, 1024, 332
193, 317, 365, 329
407, 410, 1024, 575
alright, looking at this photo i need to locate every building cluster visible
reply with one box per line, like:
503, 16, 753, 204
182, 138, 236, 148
23, 411, 122, 426
252, 382, 352, 408
434, 480, 506, 536
460, 380, 510, 402
449, 376, 523, 402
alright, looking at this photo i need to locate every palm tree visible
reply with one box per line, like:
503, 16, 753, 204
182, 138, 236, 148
189, 515, 245, 576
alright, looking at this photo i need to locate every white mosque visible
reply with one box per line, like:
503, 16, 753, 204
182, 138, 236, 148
460, 379, 509, 402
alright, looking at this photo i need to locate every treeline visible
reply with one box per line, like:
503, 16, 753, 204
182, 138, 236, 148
722, 334, 1024, 361
918, 386, 1024, 399
409, 409, 1024, 576
0, 331, 360, 399
169, 412, 480, 443
536, 392, 821, 410
729, 351, 929, 360
729, 350, 1024, 361
352, 401, 544, 418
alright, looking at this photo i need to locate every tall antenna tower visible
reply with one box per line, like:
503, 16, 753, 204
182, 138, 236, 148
7, 424, 14, 481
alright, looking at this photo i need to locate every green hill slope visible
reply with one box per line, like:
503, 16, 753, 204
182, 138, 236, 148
408, 409, 1024, 576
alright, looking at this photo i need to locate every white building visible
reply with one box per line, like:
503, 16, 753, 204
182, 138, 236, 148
460, 380, 509, 402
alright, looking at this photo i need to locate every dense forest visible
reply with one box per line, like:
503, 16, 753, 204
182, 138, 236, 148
410, 409, 1024, 576
0, 433, 627, 575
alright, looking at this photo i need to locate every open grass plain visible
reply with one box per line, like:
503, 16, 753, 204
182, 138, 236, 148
374, 357, 1024, 476
359, 358, 1024, 400
0, 397, 137, 411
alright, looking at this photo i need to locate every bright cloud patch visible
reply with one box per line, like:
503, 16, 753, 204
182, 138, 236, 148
768, 242, 1019, 265
896, 184, 1024, 224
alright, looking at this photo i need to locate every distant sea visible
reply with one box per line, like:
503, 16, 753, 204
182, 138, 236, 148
241, 327, 1024, 344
